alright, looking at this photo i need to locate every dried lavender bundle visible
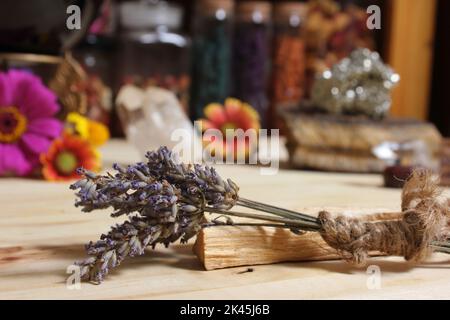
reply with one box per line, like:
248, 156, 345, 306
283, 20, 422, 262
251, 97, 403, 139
71, 147, 450, 283
71, 147, 242, 283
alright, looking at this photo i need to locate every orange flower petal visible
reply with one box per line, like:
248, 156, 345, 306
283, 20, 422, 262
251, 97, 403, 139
222, 98, 260, 130
224, 98, 242, 123
203, 103, 227, 126
241, 102, 260, 122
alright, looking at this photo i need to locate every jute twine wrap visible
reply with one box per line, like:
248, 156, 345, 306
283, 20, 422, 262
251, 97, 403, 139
318, 170, 449, 265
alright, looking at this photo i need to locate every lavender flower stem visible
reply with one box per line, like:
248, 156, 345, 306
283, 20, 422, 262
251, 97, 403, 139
431, 245, 450, 254
237, 197, 320, 223
203, 222, 306, 230
431, 241, 450, 248
204, 207, 321, 231
430, 241, 450, 253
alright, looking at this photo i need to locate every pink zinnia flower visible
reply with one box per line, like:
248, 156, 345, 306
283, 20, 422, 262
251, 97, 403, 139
0, 70, 63, 176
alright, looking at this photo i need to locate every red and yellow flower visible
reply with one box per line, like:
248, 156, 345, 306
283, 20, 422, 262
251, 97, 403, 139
41, 133, 100, 181
198, 98, 260, 159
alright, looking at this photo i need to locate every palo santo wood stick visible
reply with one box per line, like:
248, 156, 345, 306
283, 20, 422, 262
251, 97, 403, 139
193, 209, 399, 270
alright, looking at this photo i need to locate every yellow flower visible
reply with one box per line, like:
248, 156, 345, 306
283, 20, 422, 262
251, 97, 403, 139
66, 112, 89, 139
65, 112, 110, 146
88, 120, 110, 146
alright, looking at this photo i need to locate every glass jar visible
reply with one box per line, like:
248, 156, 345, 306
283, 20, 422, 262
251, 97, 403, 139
232, 1, 272, 128
73, 34, 116, 126
269, 2, 307, 129
116, 1, 190, 112
190, 0, 234, 120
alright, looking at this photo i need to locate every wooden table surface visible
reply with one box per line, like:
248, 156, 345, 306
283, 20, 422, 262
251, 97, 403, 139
1, 139, 449, 299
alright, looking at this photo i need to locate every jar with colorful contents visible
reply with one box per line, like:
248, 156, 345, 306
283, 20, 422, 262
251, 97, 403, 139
190, 0, 235, 120
116, 1, 190, 112
270, 2, 307, 129
232, 1, 272, 128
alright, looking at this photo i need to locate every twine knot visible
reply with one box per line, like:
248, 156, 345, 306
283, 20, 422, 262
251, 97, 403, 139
318, 170, 449, 266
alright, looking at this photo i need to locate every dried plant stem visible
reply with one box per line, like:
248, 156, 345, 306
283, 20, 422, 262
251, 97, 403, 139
204, 207, 322, 231
430, 241, 450, 254
203, 222, 299, 229
432, 241, 450, 248
237, 198, 320, 223
431, 246, 450, 254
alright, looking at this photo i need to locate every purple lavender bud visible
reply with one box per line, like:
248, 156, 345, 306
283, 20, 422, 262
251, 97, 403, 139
79, 168, 97, 179
112, 163, 126, 173
134, 169, 149, 182
131, 181, 147, 189
70, 179, 87, 190
139, 192, 148, 201
147, 182, 162, 192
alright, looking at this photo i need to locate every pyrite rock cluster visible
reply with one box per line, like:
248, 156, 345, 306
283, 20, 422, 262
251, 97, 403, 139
311, 48, 399, 119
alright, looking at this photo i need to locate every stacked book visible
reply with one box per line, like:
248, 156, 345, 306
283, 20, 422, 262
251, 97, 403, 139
281, 111, 443, 173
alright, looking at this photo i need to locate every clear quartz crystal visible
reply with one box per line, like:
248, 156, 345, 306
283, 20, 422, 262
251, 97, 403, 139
116, 85, 200, 162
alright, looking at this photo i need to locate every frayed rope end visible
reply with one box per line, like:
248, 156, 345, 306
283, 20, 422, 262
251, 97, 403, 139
318, 169, 449, 266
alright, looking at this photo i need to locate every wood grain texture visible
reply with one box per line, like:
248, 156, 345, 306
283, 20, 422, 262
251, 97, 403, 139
0, 139, 449, 299
194, 219, 340, 271
193, 208, 398, 270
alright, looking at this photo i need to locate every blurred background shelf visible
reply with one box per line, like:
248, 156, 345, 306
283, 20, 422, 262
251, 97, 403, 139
1, 0, 448, 136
